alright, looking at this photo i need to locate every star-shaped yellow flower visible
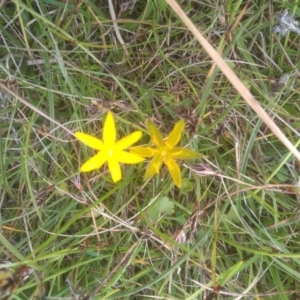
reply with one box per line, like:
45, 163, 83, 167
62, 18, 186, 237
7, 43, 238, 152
75, 111, 145, 182
130, 119, 202, 188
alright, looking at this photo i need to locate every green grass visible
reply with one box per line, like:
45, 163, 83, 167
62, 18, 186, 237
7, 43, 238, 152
1, 0, 300, 299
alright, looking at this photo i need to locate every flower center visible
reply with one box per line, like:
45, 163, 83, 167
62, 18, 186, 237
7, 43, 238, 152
107, 149, 114, 157
161, 150, 167, 156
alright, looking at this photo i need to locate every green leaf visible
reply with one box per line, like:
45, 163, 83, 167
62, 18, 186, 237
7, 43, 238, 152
148, 196, 175, 223
276, 166, 289, 182
181, 179, 193, 193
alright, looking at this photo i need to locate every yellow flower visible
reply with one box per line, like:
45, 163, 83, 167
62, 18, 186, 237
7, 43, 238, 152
130, 119, 202, 188
75, 111, 145, 182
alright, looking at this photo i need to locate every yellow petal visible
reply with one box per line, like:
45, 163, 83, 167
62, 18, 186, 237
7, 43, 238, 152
144, 155, 163, 180
165, 157, 182, 188
166, 119, 185, 149
116, 151, 145, 164
169, 148, 202, 160
103, 111, 116, 147
114, 131, 142, 151
130, 146, 158, 157
146, 120, 164, 148
107, 157, 121, 182
75, 132, 104, 150
80, 151, 107, 172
